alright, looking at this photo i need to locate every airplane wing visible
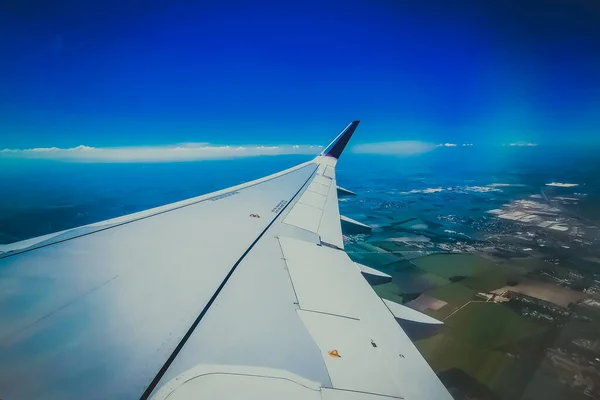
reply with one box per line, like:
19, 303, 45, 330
0, 121, 452, 400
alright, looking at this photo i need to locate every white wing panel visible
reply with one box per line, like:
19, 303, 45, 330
298, 310, 403, 398
307, 181, 330, 196
312, 174, 332, 187
298, 190, 328, 210
279, 236, 453, 400
324, 165, 336, 179
279, 237, 361, 319
282, 202, 322, 233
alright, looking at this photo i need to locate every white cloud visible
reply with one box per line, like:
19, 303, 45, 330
0, 143, 321, 162
508, 142, 537, 147
437, 143, 458, 147
408, 188, 443, 194
351, 141, 436, 155
30, 147, 61, 152
461, 143, 474, 147
546, 182, 579, 188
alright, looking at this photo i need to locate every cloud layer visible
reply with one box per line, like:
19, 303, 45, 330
1, 139, 539, 162
351, 141, 437, 155
351, 140, 479, 155
0, 144, 322, 162
437, 143, 457, 147
508, 142, 538, 147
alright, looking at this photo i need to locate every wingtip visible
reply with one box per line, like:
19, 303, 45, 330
320, 120, 360, 159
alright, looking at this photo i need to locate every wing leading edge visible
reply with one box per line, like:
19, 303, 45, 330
0, 121, 452, 400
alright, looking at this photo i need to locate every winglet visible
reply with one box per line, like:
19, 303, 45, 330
320, 120, 360, 159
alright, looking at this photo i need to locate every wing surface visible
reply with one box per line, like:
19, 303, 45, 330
0, 121, 452, 400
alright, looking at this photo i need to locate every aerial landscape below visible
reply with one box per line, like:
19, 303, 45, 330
336, 148, 600, 400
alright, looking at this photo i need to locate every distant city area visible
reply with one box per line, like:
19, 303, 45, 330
339, 166, 600, 400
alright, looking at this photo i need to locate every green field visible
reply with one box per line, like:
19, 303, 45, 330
425, 282, 479, 307
417, 301, 549, 397
372, 282, 405, 304
417, 333, 516, 391
409, 253, 550, 398
350, 233, 576, 399
444, 302, 547, 349
392, 266, 451, 295
460, 267, 524, 292
412, 253, 495, 279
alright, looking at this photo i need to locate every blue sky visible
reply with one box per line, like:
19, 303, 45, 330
1, 0, 599, 153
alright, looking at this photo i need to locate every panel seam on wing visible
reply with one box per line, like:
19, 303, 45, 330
276, 236, 300, 306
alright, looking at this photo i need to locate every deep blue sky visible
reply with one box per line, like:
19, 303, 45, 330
1, 0, 599, 148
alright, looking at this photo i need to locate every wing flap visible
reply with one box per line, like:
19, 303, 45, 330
282, 202, 323, 232
297, 189, 328, 210
313, 174, 333, 187
277, 236, 452, 400
317, 178, 344, 249
279, 236, 362, 319
336, 186, 357, 197
298, 310, 404, 398
323, 165, 336, 179
280, 237, 404, 398
307, 181, 330, 196
357, 263, 392, 285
